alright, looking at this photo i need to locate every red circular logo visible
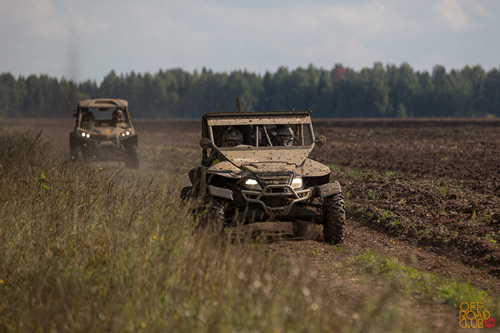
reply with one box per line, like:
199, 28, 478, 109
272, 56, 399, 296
484, 317, 495, 328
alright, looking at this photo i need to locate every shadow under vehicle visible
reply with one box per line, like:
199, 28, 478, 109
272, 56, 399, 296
69, 98, 139, 168
181, 111, 345, 244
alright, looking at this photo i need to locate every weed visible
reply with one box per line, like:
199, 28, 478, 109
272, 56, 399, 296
353, 251, 499, 311
481, 210, 492, 223
419, 229, 432, 240
486, 234, 498, 245
388, 219, 401, 228
366, 189, 377, 200
35, 171, 50, 190
327, 245, 343, 252
347, 169, 360, 179
327, 164, 343, 174
384, 171, 395, 178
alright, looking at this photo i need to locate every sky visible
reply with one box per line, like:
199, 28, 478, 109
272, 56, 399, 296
1, 0, 499, 83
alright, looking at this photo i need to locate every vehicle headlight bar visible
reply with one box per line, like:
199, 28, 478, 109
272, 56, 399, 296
243, 178, 262, 190
291, 177, 303, 189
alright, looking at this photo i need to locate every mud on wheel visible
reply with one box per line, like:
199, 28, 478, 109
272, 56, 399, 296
199, 196, 225, 236
71, 145, 84, 162
323, 192, 346, 244
180, 186, 193, 201
125, 144, 139, 169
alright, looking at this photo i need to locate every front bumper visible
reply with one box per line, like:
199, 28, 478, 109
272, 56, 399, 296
241, 184, 311, 218
70, 133, 137, 160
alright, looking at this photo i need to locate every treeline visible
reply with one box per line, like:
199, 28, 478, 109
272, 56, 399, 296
1, 62, 499, 118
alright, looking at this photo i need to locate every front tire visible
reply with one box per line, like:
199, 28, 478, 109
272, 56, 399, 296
126, 144, 139, 168
180, 186, 192, 200
199, 196, 225, 236
323, 192, 346, 244
71, 145, 84, 162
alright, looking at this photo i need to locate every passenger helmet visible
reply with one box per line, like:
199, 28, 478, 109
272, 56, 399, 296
222, 127, 243, 147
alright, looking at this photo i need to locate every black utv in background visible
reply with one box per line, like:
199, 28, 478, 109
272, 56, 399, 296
70, 98, 139, 168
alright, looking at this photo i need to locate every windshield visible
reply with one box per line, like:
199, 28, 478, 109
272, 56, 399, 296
210, 123, 313, 149
87, 107, 125, 120
78, 106, 130, 127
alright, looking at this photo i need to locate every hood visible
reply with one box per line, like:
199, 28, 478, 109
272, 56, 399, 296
208, 158, 330, 179
217, 146, 312, 167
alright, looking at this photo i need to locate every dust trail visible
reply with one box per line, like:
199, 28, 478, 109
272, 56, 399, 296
65, 0, 80, 83
64, 0, 80, 117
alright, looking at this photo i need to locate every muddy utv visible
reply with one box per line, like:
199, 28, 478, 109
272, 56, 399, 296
181, 111, 345, 244
70, 98, 139, 168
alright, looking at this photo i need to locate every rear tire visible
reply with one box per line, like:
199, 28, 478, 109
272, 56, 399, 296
323, 192, 346, 244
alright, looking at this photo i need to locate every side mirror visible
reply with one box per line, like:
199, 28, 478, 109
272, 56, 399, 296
199, 137, 212, 149
315, 135, 326, 146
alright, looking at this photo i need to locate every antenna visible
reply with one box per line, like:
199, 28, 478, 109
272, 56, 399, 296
236, 96, 242, 112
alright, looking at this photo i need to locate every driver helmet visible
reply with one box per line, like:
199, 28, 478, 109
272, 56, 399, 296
83, 111, 95, 122
275, 125, 294, 146
222, 127, 243, 147
112, 109, 124, 122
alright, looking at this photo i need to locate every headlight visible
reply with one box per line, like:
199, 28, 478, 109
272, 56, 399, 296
81, 132, 90, 138
245, 179, 258, 186
121, 131, 132, 137
243, 178, 261, 190
291, 177, 303, 189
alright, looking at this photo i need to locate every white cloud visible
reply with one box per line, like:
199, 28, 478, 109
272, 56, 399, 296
0, 0, 69, 39
1, 0, 500, 81
463, 0, 495, 19
431, 0, 469, 31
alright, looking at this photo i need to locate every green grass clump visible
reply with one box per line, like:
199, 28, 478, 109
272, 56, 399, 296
354, 251, 500, 317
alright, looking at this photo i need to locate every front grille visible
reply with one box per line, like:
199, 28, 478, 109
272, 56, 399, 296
257, 173, 292, 186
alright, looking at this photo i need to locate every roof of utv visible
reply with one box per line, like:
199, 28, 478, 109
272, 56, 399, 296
203, 110, 312, 120
77, 98, 128, 109
201, 110, 313, 138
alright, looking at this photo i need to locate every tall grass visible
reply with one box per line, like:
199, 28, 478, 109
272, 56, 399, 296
0, 129, 461, 332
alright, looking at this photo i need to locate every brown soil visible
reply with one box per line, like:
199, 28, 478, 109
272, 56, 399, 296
311, 119, 500, 295
3, 117, 499, 302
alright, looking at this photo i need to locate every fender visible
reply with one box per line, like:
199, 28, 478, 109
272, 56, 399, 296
208, 185, 234, 201
317, 181, 342, 198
